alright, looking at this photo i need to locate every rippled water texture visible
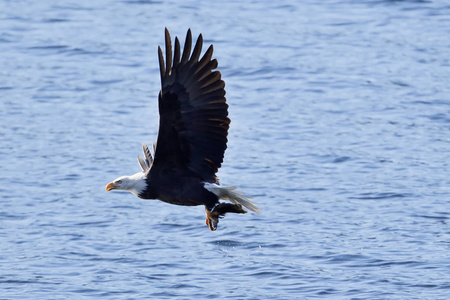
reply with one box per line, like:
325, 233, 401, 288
1, 0, 450, 299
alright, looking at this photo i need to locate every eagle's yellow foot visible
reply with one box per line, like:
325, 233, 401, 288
205, 208, 219, 231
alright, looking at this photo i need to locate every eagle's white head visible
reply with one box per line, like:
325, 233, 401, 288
105, 172, 147, 197
106, 143, 154, 197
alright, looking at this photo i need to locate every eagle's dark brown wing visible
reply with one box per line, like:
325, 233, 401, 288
150, 28, 229, 183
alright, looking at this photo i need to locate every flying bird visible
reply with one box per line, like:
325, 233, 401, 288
106, 28, 260, 230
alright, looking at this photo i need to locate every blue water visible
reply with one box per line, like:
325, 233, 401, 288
1, 0, 450, 298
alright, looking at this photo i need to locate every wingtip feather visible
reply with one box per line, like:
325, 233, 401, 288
158, 46, 165, 85
181, 29, 192, 64
190, 33, 203, 63
165, 28, 172, 76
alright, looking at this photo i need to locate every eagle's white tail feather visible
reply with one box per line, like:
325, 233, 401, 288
204, 183, 261, 214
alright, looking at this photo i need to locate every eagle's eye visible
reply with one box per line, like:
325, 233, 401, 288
116, 180, 122, 184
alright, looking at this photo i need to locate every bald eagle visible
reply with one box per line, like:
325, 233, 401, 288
106, 28, 260, 230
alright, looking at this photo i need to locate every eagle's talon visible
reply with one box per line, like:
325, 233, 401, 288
205, 208, 219, 231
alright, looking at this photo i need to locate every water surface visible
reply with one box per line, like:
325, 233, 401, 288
1, 0, 450, 299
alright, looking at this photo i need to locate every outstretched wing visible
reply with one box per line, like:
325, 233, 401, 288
150, 28, 229, 183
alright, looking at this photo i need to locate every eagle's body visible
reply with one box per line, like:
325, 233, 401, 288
106, 29, 260, 230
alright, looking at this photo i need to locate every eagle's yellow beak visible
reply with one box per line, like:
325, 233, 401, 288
105, 182, 116, 192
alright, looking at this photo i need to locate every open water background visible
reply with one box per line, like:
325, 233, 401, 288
1, 0, 450, 299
